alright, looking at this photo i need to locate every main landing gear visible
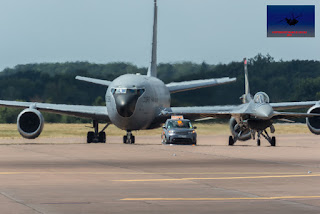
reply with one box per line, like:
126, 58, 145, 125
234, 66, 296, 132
256, 130, 276, 147
228, 136, 234, 146
123, 130, 135, 144
87, 120, 109, 143
228, 130, 276, 147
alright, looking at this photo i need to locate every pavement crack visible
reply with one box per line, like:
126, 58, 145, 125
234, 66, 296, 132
276, 198, 320, 210
0, 191, 44, 214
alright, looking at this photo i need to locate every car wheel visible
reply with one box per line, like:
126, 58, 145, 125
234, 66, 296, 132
162, 136, 167, 144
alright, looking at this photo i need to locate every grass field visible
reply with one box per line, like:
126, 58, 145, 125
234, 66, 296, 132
0, 123, 311, 139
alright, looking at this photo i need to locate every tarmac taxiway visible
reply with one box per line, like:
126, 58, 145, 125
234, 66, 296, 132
0, 134, 319, 213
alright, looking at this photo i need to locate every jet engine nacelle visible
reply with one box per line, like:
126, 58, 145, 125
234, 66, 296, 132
306, 105, 320, 135
229, 117, 251, 141
17, 108, 44, 139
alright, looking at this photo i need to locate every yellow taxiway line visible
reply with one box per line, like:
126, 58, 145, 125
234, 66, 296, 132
0, 172, 312, 175
114, 174, 320, 182
121, 196, 320, 201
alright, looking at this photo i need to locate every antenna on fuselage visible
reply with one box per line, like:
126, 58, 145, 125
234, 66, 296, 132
147, 0, 158, 77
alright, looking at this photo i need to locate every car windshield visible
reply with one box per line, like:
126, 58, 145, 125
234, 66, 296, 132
167, 120, 193, 129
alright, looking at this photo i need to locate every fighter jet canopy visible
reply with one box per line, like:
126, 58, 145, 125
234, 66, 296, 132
253, 92, 270, 104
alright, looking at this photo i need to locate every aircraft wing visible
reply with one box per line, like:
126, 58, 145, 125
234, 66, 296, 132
166, 77, 236, 93
271, 101, 319, 110
75, 76, 111, 87
167, 105, 243, 120
0, 100, 110, 122
167, 104, 320, 121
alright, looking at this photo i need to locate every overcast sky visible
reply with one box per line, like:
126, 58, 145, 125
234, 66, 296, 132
0, 0, 319, 71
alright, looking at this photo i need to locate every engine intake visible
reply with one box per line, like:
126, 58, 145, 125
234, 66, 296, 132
306, 105, 320, 135
17, 108, 44, 139
229, 117, 251, 141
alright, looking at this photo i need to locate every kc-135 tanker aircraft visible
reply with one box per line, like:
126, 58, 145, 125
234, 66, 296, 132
0, 0, 236, 144
173, 58, 320, 146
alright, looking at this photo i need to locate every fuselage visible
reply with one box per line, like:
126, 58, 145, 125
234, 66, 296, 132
105, 74, 170, 131
251, 102, 274, 120
231, 100, 275, 141
246, 92, 274, 120
247, 101, 274, 131
286, 18, 298, 26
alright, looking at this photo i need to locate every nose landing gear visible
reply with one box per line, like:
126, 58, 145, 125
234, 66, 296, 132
123, 131, 135, 144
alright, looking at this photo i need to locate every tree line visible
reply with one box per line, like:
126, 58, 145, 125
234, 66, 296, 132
0, 54, 319, 123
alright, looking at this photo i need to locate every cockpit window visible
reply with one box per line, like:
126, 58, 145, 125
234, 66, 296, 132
111, 88, 145, 96
127, 89, 135, 94
253, 92, 270, 104
115, 88, 127, 94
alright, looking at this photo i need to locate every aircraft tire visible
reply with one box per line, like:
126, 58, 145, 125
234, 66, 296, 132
123, 136, 127, 144
257, 139, 261, 146
271, 137, 276, 147
99, 132, 106, 143
131, 136, 135, 144
87, 132, 94, 143
228, 136, 234, 146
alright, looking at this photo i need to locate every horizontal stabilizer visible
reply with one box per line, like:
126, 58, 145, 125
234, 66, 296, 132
75, 76, 111, 86
277, 118, 295, 123
166, 77, 236, 93
271, 101, 320, 111
272, 111, 320, 119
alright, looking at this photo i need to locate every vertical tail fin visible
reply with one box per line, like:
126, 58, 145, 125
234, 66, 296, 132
241, 58, 252, 103
244, 58, 250, 96
147, 0, 158, 77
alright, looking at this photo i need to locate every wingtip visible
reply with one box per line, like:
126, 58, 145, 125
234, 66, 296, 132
75, 75, 84, 80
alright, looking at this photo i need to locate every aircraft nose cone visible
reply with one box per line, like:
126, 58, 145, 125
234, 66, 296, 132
114, 94, 139, 117
255, 104, 274, 119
